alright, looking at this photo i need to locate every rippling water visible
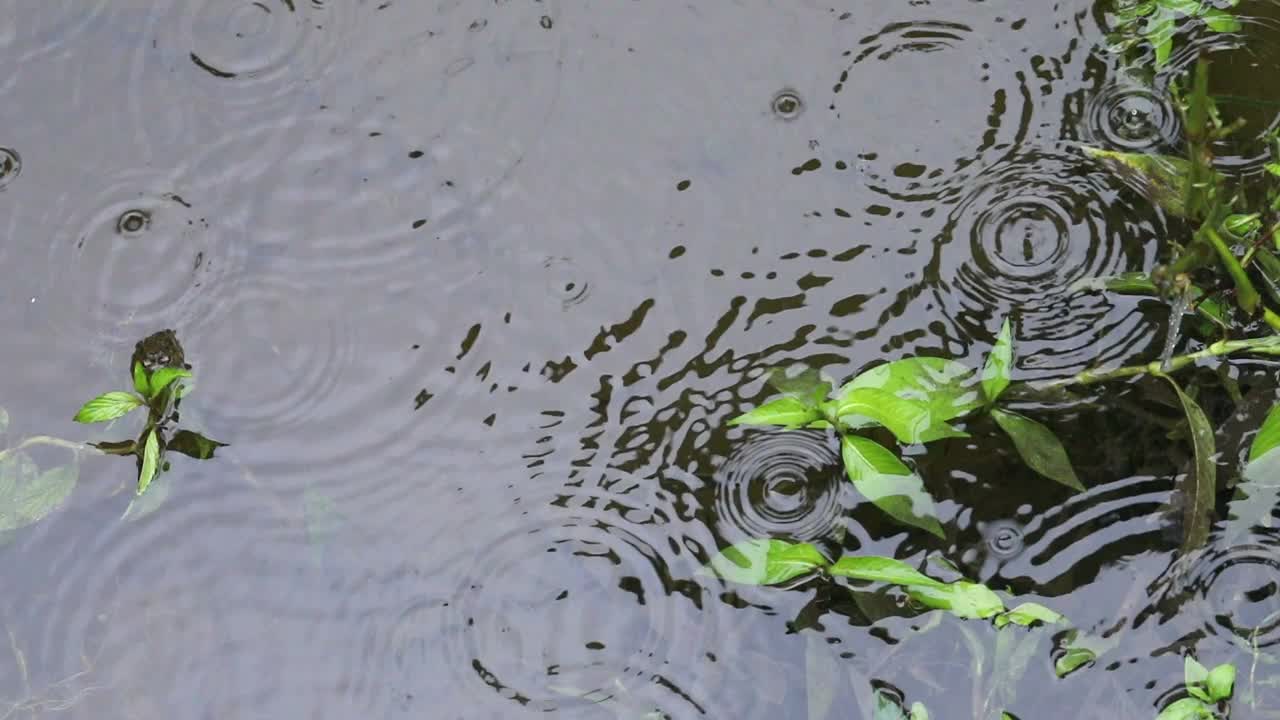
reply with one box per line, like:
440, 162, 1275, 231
5, 0, 1280, 718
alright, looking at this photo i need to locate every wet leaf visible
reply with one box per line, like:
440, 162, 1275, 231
838, 358, 983, 433
146, 367, 191, 399
994, 602, 1066, 629
0, 456, 78, 531
991, 409, 1084, 491
73, 391, 144, 423
1224, 212, 1262, 238
1249, 402, 1280, 462
872, 690, 907, 720
1200, 8, 1241, 31
982, 318, 1013, 403
729, 396, 821, 429
1186, 685, 1212, 703
1156, 697, 1215, 720
167, 430, 227, 460
1206, 662, 1235, 701
909, 703, 929, 720
92, 439, 137, 456
842, 435, 945, 538
1055, 647, 1096, 677
132, 361, 148, 396
1081, 145, 1191, 216
1164, 377, 1215, 551
828, 556, 946, 588
1184, 656, 1209, 685
908, 581, 1005, 620
836, 388, 966, 444
701, 538, 827, 586
768, 366, 832, 408
138, 429, 159, 495
122, 472, 171, 521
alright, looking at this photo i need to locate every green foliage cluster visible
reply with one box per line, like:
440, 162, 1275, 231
1156, 657, 1236, 719
1108, 0, 1242, 66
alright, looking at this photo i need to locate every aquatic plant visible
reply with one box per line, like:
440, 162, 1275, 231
1107, 0, 1242, 67
1155, 656, 1235, 718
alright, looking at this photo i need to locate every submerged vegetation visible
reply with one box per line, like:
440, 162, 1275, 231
709, 1, 1278, 715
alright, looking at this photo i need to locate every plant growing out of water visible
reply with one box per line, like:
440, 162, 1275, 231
1155, 656, 1235, 719
73, 330, 224, 495
1107, 0, 1242, 67
731, 316, 1079, 538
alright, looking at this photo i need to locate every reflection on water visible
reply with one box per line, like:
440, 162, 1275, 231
3, 0, 1280, 717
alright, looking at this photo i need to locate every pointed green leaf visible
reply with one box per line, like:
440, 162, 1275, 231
729, 396, 821, 429
828, 556, 946, 588
1055, 647, 1096, 677
1206, 663, 1235, 702
836, 388, 966, 443
991, 409, 1083, 491
1249, 402, 1280, 462
132, 361, 148, 396
908, 703, 929, 720
138, 429, 160, 495
146, 367, 191, 399
1201, 8, 1241, 32
838, 357, 983, 428
1155, 697, 1215, 720
1164, 377, 1215, 551
768, 366, 832, 408
982, 318, 1013, 403
1184, 656, 1209, 685
73, 391, 144, 423
167, 430, 227, 460
1081, 145, 1192, 216
842, 435, 945, 538
1154, 34, 1173, 66
1159, 0, 1200, 13
1185, 686, 1212, 703
994, 602, 1067, 629
701, 538, 827, 586
91, 439, 137, 456
908, 581, 1005, 620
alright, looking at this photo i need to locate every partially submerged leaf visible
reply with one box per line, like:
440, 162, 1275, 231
1184, 656, 1209, 686
1249, 402, 1280, 462
1164, 377, 1215, 551
1200, 7, 1241, 32
908, 581, 1005, 620
828, 556, 946, 588
768, 366, 832, 407
1055, 647, 1096, 678
147, 367, 192, 399
702, 538, 828, 586
138, 429, 160, 495
0, 458, 78, 531
73, 391, 144, 423
1081, 145, 1193, 217
167, 430, 227, 460
0, 406, 8, 436
122, 472, 171, 521
991, 409, 1084, 491
837, 358, 983, 435
1206, 663, 1235, 702
994, 602, 1066, 629
842, 435, 945, 538
1155, 697, 1215, 720
982, 318, 1013, 403
729, 396, 821, 429
92, 439, 137, 456
836, 388, 967, 444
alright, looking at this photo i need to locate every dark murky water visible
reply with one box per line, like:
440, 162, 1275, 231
4, 1, 1280, 718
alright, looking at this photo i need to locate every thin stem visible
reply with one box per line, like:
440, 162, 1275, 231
1044, 335, 1280, 388
1203, 225, 1261, 314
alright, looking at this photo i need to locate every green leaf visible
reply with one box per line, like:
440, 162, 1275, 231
138, 429, 160, 495
873, 690, 907, 720
1200, 8, 1241, 32
166, 430, 227, 460
838, 357, 983, 432
828, 556, 946, 588
132, 361, 148, 396
1154, 34, 1173, 67
1185, 686, 1212, 703
92, 439, 138, 456
1155, 697, 1215, 720
908, 702, 929, 720
908, 581, 1005, 620
1224, 212, 1262, 239
1267, 162, 1280, 178
1055, 647, 1096, 677
1184, 656, 1209, 685
990, 409, 1083, 491
701, 538, 827, 586
1081, 146, 1192, 216
994, 602, 1067, 629
768, 366, 832, 408
0, 454, 78, 531
729, 396, 821, 429
1159, 0, 1200, 13
836, 388, 966, 443
1206, 662, 1235, 702
73, 391, 144, 423
842, 435, 945, 538
982, 318, 1013, 403
146, 367, 191, 399
1164, 377, 1215, 551
1249, 402, 1280, 462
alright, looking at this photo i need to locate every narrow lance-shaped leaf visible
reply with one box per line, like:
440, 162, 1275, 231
701, 538, 827, 586
1164, 377, 1215, 551
138, 429, 160, 495
994, 601, 1067, 629
907, 581, 1005, 620
842, 435, 945, 538
982, 318, 1013, 403
990, 408, 1084, 491
133, 361, 148, 396
1081, 145, 1192, 216
729, 396, 821, 429
73, 391, 144, 423
828, 556, 946, 588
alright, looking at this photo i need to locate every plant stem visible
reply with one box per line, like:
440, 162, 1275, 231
1048, 335, 1280, 388
1203, 225, 1261, 314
